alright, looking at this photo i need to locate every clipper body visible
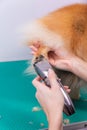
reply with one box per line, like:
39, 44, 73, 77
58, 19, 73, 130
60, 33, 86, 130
33, 55, 75, 116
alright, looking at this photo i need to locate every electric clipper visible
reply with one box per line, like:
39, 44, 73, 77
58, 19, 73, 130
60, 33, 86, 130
33, 55, 75, 116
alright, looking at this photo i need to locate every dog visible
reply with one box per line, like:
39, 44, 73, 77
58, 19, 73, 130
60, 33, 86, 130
23, 4, 87, 99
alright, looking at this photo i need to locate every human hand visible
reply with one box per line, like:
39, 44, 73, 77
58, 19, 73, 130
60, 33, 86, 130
32, 69, 66, 130
30, 43, 87, 81
30, 43, 74, 72
48, 49, 87, 81
32, 69, 69, 123
47, 47, 76, 72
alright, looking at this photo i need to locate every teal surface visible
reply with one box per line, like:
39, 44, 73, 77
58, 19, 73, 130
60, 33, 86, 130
0, 60, 87, 130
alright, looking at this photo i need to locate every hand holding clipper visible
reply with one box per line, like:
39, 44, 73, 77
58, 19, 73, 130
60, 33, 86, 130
33, 55, 75, 116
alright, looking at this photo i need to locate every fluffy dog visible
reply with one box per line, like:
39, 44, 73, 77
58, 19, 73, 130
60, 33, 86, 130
24, 4, 87, 99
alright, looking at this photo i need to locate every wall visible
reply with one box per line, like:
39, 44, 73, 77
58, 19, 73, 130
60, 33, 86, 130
0, 0, 87, 62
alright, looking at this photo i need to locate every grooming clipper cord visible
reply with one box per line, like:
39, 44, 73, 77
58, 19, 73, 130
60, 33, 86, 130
33, 55, 75, 116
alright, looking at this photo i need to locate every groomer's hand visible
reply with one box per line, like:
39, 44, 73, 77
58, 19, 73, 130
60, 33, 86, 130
30, 41, 40, 55
30, 42, 73, 72
48, 48, 87, 81
30, 43, 87, 82
32, 69, 64, 130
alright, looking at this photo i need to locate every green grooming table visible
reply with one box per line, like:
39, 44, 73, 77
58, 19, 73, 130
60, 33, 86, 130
0, 60, 87, 130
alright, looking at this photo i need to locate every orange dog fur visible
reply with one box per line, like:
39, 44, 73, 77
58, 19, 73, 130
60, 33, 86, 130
25, 4, 87, 99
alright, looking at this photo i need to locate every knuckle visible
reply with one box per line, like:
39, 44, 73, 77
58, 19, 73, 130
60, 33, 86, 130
32, 79, 35, 85
35, 92, 38, 99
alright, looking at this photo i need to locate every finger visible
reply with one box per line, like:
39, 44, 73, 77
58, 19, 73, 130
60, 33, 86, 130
64, 86, 71, 93
35, 76, 41, 81
31, 51, 37, 55
48, 69, 58, 89
32, 76, 45, 90
64, 86, 69, 89
48, 58, 55, 66
66, 89, 71, 93
33, 76, 41, 82
32, 76, 47, 91
35, 91, 41, 104
33, 41, 40, 48
30, 45, 38, 52
35, 91, 38, 99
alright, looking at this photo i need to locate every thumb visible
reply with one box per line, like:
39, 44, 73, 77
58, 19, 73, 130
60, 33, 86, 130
48, 69, 59, 89
49, 58, 55, 66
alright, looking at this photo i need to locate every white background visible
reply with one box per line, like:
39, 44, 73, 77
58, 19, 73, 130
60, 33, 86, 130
0, 0, 87, 62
